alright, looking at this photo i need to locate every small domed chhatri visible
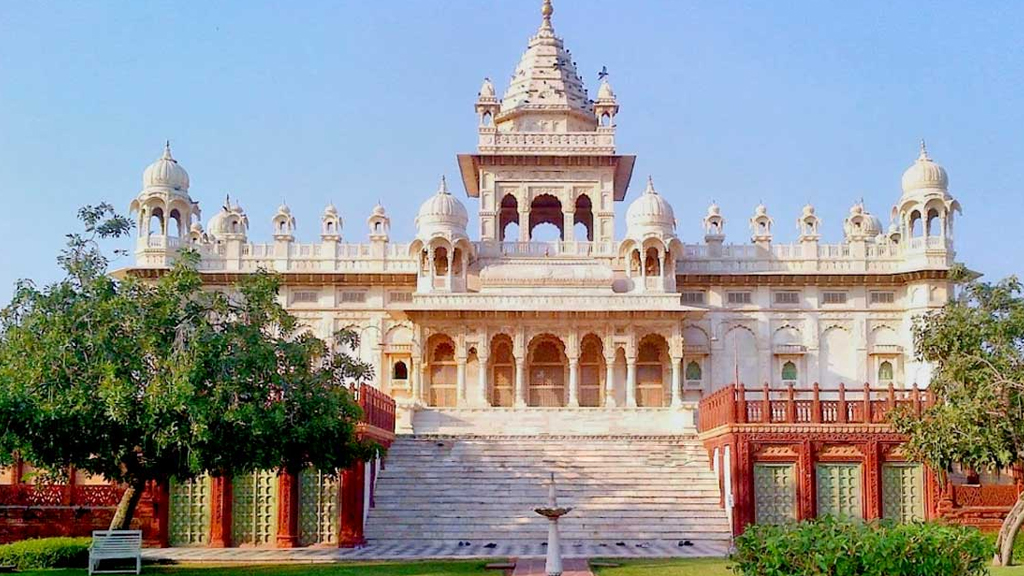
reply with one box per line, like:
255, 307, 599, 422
626, 176, 675, 237
901, 140, 949, 194
143, 141, 190, 191
415, 176, 469, 239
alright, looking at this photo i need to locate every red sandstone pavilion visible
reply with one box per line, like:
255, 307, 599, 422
1, 0, 1012, 553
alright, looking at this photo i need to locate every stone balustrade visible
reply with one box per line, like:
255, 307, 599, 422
476, 127, 617, 154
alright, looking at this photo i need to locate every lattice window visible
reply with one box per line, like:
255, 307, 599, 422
685, 360, 702, 381
429, 340, 457, 407
822, 291, 849, 305
727, 291, 752, 305
579, 337, 604, 407
681, 291, 705, 305
637, 337, 667, 407
232, 470, 278, 547
870, 291, 896, 305
754, 464, 797, 525
878, 361, 894, 385
781, 361, 798, 383
299, 469, 339, 546
529, 339, 565, 407
491, 339, 515, 407
168, 475, 210, 547
816, 463, 863, 520
882, 464, 924, 523
774, 291, 800, 305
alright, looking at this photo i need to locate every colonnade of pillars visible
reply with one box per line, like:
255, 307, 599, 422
405, 350, 688, 408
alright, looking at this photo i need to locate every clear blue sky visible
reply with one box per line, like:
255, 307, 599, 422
1, 1, 1022, 304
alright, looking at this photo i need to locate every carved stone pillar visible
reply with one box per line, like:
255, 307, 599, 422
515, 359, 527, 408
456, 355, 468, 407
604, 354, 617, 408
563, 210, 575, 241
209, 474, 232, 548
625, 356, 637, 408
417, 362, 428, 405
338, 461, 366, 548
476, 352, 490, 407
276, 470, 300, 548
518, 209, 531, 241
567, 357, 580, 408
671, 356, 683, 407
410, 357, 421, 405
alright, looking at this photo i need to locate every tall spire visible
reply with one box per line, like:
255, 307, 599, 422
162, 140, 174, 161
437, 175, 450, 195
918, 138, 930, 161
541, 0, 553, 31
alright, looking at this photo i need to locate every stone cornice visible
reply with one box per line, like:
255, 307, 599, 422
678, 269, 948, 287
122, 268, 417, 287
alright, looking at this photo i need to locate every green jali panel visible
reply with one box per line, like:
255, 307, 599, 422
882, 463, 925, 523
754, 464, 797, 525
168, 475, 210, 547
299, 469, 339, 546
816, 463, 863, 520
231, 470, 278, 546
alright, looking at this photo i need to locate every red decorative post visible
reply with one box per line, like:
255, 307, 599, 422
208, 474, 233, 548
786, 382, 796, 423
154, 480, 171, 548
912, 383, 922, 415
864, 441, 883, 520
276, 470, 300, 548
338, 461, 367, 548
837, 383, 847, 424
736, 384, 747, 424
811, 382, 822, 423
761, 382, 771, 423
862, 382, 872, 424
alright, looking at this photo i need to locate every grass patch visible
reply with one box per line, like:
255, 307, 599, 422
17, 560, 490, 576
591, 557, 1024, 576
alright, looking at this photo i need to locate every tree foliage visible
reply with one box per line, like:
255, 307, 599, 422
893, 264, 1024, 565
0, 204, 376, 529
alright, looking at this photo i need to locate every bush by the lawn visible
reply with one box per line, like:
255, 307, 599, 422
0, 537, 91, 569
732, 518, 992, 576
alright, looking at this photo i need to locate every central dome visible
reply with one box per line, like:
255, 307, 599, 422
626, 177, 675, 237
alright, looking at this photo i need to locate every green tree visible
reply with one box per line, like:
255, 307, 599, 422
0, 204, 376, 530
894, 264, 1024, 566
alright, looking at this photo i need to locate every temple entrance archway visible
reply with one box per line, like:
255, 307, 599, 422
528, 194, 563, 241
527, 334, 567, 407
490, 334, 516, 407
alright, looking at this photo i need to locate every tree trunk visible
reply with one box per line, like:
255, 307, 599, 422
108, 477, 147, 531
994, 491, 1024, 566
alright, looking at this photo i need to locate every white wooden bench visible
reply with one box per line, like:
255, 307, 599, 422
89, 530, 142, 575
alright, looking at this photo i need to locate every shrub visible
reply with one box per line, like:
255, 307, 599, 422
731, 518, 992, 576
0, 537, 91, 569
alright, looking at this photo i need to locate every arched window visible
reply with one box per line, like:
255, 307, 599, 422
685, 360, 702, 381
429, 340, 457, 407
781, 361, 798, 383
579, 335, 604, 407
637, 336, 668, 407
878, 361, 894, 384
433, 246, 449, 276
926, 209, 941, 237
490, 338, 515, 407
392, 361, 408, 381
482, 111, 493, 127
499, 194, 520, 241
909, 211, 922, 237
644, 247, 661, 276
573, 195, 594, 241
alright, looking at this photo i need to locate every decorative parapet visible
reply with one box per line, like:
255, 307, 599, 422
477, 127, 616, 155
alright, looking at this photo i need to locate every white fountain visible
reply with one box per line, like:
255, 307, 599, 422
534, 472, 573, 576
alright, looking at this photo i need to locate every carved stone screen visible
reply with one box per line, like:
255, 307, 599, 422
882, 463, 925, 523
753, 463, 797, 525
299, 468, 339, 546
168, 475, 210, 547
816, 463, 864, 520
231, 470, 278, 546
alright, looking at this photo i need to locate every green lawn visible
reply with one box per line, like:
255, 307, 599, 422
18, 561, 490, 576
591, 557, 1024, 576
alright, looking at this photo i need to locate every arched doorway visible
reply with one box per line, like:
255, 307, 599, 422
499, 195, 520, 241
490, 334, 515, 407
574, 195, 594, 241
528, 335, 567, 407
579, 334, 604, 407
427, 335, 457, 407
637, 334, 669, 407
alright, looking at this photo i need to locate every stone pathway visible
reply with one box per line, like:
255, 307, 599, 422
512, 557, 593, 575
141, 538, 728, 562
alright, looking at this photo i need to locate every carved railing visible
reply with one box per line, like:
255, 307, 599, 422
698, 382, 932, 431
0, 484, 123, 507
350, 383, 396, 435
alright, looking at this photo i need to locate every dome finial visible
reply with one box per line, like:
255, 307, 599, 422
541, 0, 553, 30
162, 140, 173, 161
645, 175, 657, 195
919, 138, 930, 161
438, 175, 450, 195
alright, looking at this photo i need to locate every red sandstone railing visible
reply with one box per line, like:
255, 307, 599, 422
698, 382, 933, 431
350, 383, 396, 434
0, 484, 123, 507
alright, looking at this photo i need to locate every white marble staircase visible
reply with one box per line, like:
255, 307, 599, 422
364, 436, 732, 552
